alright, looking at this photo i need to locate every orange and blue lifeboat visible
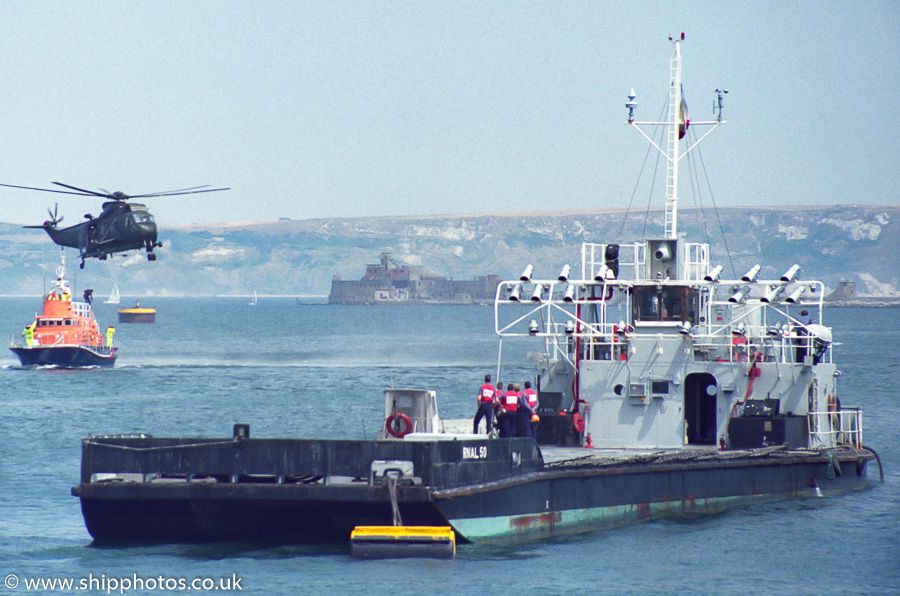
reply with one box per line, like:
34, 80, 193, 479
10, 270, 116, 368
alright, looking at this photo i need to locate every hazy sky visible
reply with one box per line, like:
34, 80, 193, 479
0, 1, 897, 226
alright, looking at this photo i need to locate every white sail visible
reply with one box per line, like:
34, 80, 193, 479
249, 290, 258, 306
104, 284, 120, 304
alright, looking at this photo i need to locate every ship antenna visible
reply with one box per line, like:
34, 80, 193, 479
626, 35, 726, 240
714, 88, 728, 121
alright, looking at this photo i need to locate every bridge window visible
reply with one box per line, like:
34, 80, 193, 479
633, 286, 698, 324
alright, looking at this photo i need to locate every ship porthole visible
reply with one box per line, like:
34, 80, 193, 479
614, 384, 624, 396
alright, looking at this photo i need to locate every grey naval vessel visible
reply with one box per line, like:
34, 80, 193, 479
73, 36, 880, 545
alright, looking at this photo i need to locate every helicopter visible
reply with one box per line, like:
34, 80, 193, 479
0, 182, 229, 268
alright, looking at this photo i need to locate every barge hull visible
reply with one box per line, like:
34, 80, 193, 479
433, 453, 871, 542
72, 436, 873, 544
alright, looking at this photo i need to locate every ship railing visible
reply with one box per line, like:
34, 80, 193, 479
581, 241, 711, 282
698, 295, 832, 365
71, 301, 93, 318
682, 242, 711, 281
581, 242, 645, 281
688, 325, 830, 365
494, 280, 630, 365
8, 334, 114, 355
807, 407, 863, 449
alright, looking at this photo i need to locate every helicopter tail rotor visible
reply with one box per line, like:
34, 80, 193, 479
47, 204, 63, 226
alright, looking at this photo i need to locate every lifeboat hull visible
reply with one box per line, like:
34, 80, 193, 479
10, 346, 117, 368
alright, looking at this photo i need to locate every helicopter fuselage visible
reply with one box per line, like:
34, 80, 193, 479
40, 202, 160, 267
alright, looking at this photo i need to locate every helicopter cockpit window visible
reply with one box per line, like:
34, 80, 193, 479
132, 212, 155, 224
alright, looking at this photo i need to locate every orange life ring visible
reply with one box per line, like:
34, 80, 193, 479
385, 412, 413, 438
573, 412, 585, 433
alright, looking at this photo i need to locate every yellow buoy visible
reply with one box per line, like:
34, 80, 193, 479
350, 526, 456, 559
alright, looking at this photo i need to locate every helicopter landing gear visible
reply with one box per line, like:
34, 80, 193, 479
145, 240, 161, 261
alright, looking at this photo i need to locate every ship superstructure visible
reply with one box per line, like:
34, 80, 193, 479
495, 36, 853, 453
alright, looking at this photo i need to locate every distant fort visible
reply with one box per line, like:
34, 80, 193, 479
824, 281, 900, 307
328, 253, 500, 304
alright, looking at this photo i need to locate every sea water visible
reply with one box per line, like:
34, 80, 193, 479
0, 299, 897, 595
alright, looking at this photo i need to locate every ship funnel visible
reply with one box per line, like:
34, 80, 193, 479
785, 286, 805, 304
780, 264, 801, 282
520, 264, 534, 282
741, 265, 761, 283
558, 264, 571, 282
704, 265, 723, 282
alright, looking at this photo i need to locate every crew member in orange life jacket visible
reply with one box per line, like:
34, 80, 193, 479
523, 380, 539, 436
473, 374, 497, 434
498, 383, 519, 438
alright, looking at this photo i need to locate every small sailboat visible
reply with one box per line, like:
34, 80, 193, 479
249, 290, 258, 306
104, 284, 121, 304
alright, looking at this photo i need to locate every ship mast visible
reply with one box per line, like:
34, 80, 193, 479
626, 34, 726, 240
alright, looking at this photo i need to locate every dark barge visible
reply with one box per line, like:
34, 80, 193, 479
73, 428, 875, 544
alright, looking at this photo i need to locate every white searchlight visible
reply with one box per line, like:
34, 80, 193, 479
785, 286, 806, 304
729, 286, 751, 303
508, 284, 522, 302
530, 284, 544, 303
704, 264, 723, 282
528, 319, 540, 335
520, 264, 534, 282
761, 285, 785, 304
558, 264, 571, 282
594, 264, 613, 282
741, 265, 761, 283
654, 243, 674, 262
563, 284, 577, 303
780, 264, 801, 282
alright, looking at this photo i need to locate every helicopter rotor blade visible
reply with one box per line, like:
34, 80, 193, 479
0, 182, 97, 197
131, 185, 211, 197
51, 182, 113, 198
129, 187, 230, 198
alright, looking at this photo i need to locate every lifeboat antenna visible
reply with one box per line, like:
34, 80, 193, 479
626, 35, 726, 240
